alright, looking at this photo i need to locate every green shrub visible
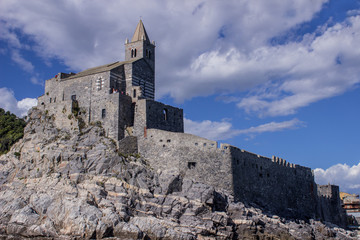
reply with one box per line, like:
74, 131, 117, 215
0, 108, 26, 155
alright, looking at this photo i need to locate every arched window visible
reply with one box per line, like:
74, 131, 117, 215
134, 49, 137, 57
163, 109, 168, 121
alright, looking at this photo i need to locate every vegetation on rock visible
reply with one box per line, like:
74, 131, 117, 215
0, 108, 26, 155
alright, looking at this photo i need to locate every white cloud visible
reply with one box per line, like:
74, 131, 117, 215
314, 162, 360, 194
1, 0, 359, 117
236, 118, 305, 135
181, 16, 360, 116
184, 117, 304, 141
11, 50, 34, 72
184, 118, 236, 141
0, 1, 329, 97
30, 75, 44, 86
0, 88, 37, 117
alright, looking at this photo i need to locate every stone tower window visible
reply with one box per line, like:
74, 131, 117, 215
131, 49, 137, 58
102, 109, 106, 119
188, 162, 196, 169
163, 109, 168, 121
146, 49, 152, 59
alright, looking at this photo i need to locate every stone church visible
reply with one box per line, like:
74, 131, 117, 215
38, 20, 183, 141
38, 21, 345, 225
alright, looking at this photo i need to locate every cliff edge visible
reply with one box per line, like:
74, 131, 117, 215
0, 108, 357, 239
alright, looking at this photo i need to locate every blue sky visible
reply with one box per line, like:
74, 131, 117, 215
0, 0, 360, 194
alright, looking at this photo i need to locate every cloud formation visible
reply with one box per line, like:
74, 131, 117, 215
0, 88, 37, 117
184, 118, 304, 141
0, 0, 359, 117
314, 162, 360, 194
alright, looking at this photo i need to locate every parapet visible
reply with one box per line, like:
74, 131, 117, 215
54, 72, 76, 80
317, 184, 340, 199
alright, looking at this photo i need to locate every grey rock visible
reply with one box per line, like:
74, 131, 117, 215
0, 108, 357, 239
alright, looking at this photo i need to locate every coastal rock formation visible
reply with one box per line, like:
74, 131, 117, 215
0, 108, 357, 239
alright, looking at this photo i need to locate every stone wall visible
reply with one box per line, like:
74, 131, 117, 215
133, 99, 184, 137
132, 60, 155, 100
137, 129, 234, 192
137, 129, 322, 219
37, 70, 133, 141
228, 145, 316, 219
317, 184, 347, 227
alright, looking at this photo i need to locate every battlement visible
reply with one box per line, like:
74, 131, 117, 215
36, 20, 346, 225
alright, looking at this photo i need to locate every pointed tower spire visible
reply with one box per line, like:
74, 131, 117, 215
131, 20, 150, 43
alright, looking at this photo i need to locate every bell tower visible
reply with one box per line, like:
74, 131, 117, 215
125, 20, 155, 72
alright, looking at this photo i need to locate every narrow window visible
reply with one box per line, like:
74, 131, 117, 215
163, 109, 168, 121
188, 162, 196, 169
133, 89, 136, 98
146, 49, 149, 58
62, 92, 65, 101
134, 49, 137, 57
50, 98, 52, 103
54, 97, 56, 103
102, 109, 106, 119
71, 95, 76, 101
131, 49, 134, 58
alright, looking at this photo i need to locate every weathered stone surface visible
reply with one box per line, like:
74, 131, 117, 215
0, 108, 358, 239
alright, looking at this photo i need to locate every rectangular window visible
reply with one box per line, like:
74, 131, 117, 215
187, 162, 196, 169
102, 109, 106, 119
50, 98, 52, 103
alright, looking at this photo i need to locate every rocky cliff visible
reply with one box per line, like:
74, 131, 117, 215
0, 108, 357, 239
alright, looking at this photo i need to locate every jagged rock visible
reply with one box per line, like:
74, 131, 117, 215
0, 108, 358, 239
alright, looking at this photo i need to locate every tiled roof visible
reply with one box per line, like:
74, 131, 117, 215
65, 60, 135, 80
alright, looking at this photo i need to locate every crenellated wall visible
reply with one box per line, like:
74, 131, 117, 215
227, 145, 316, 218
137, 128, 319, 219
137, 129, 233, 191
317, 184, 347, 227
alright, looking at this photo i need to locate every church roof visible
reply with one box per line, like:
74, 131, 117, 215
65, 59, 136, 80
131, 20, 150, 43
